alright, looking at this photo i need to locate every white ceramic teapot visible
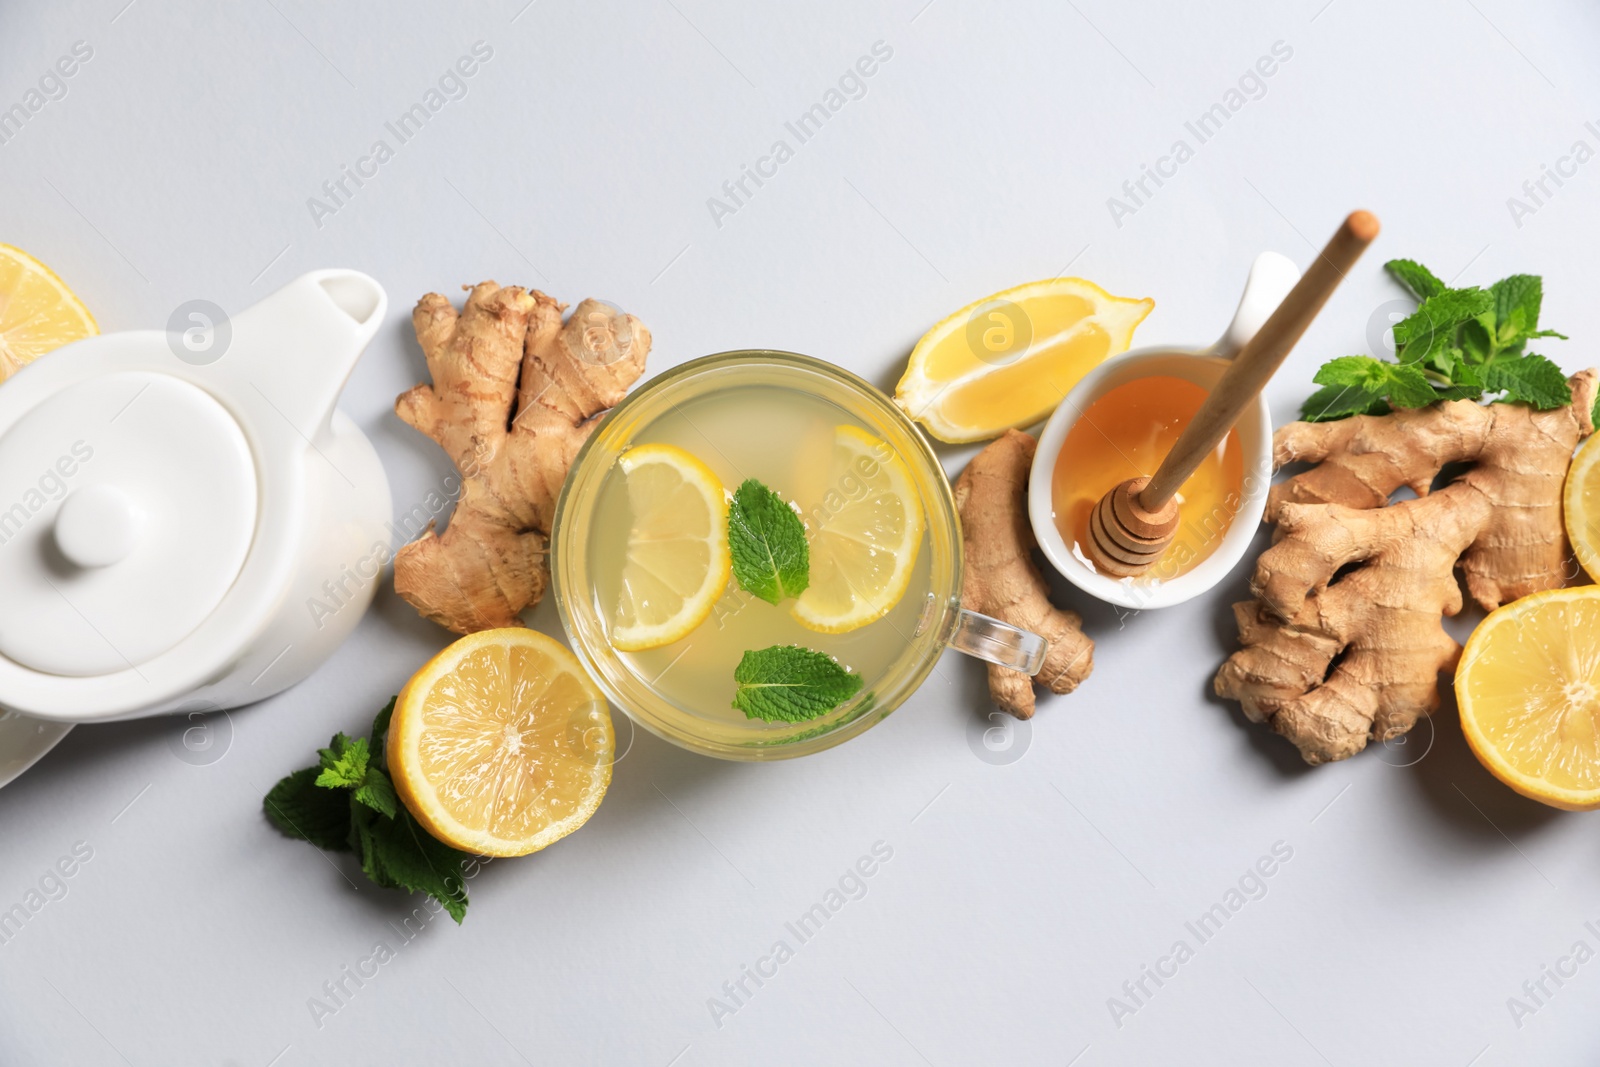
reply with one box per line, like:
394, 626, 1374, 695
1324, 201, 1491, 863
0, 270, 392, 725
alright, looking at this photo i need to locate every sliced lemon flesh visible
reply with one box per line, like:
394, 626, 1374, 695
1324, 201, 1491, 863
1457, 587, 1600, 811
791, 425, 923, 633
1564, 433, 1600, 583
894, 276, 1152, 443
611, 443, 731, 651
0, 244, 97, 382
389, 628, 614, 856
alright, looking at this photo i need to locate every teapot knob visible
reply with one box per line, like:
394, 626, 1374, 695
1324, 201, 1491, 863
55, 484, 142, 568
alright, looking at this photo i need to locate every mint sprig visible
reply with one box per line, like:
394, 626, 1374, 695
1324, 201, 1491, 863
733, 645, 863, 722
728, 479, 809, 604
1301, 259, 1579, 422
264, 698, 474, 923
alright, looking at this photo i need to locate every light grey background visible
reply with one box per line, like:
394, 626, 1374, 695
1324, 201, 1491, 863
3, 0, 1599, 1064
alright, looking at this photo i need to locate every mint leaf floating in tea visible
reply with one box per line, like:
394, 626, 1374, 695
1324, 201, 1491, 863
733, 645, 863, 722
1300, 258, 1575, 422
263, 697, 475, 923
728, 478, 809, 604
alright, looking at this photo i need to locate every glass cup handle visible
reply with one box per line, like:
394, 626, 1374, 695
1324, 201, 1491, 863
949, 609, 1046, 674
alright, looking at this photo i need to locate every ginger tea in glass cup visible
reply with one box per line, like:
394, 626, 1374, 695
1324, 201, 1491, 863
551, 351, 1045, 760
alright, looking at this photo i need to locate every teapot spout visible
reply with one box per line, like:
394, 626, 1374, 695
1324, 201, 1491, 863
222, 270, 387, 440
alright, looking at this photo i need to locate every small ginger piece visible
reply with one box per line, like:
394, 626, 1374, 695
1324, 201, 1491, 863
394, 282, 649, 633
1216, 371, 1597, 764
953, 429, 1093, 718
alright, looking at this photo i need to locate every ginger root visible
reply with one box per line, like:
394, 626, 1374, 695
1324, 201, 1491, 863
953, 429, 1093, 718
394, 282, 649, 633
1215, 371, 1597, 764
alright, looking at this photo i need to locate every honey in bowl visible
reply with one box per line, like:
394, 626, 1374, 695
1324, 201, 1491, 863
1051, 374, 1244, 581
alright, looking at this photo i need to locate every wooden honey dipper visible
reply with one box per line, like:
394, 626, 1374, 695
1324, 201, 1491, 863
1086, 210, 1380, 578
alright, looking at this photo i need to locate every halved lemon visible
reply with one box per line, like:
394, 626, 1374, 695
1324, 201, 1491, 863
611, 443, 731, 650
0, 244, 97, 382
388, 627, 614, 856
1457, 587, 1600, 811
792, 425, 923, 633
894, 276, 1152, 443
1564, 433, 1600, 583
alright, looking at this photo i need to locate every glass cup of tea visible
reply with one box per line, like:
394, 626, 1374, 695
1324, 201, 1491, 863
551, 350, 1045, 760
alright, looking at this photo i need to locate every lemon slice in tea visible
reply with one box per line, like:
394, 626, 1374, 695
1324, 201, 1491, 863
611, 443, 731, 650
792, 425, 923, 634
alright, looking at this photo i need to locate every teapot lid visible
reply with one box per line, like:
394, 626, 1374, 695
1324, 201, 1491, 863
0, 371, 257, 676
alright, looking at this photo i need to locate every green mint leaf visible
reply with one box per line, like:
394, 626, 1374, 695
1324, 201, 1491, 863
1484, 354, 1573, 410
353, 766, 400, 819
732, 645, 863, 723
1300, 383, 1388, 422
1425, 344, 1462, 379
315, 734, 369, 790
1498, 307, 1528, 344
1385, 259, 1446, 301
1490, 274, 1542, 337
1393, 288, 1493, 362
1384, 364, 1441, 409
350, 803, 397, 888
1439, 361, 1485, 401
1304, 356, 1440, 417
353, 804, 472, 923
1528, 328, 1569, 341
1311, 356, 1439, 408
370, 697, 397, 756
728, 479, 809, 605
264, 767, 354, 851
1311, 355, 1390, 390
1592, 389, 1600, 432
1459, 317, 1493, 364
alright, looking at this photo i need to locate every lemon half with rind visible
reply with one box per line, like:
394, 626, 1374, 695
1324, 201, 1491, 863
388, 628, 613, 857
611, 443, 731, 651
1457, 586, 1600, 811
0, 244, 97, 382
791, 425, 923, 634
894, 276, 1152, 443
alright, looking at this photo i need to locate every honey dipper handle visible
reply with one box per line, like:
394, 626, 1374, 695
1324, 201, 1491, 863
1140, 210, 1379, 511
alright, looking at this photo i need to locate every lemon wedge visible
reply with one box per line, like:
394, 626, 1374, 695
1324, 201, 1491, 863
611, 443, 731, 651
1457, 587, 1600, 811
388, 628, 614, 856
792, 425, 923, 633
894, 276, 1152, 443
0, 244, 97, 382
